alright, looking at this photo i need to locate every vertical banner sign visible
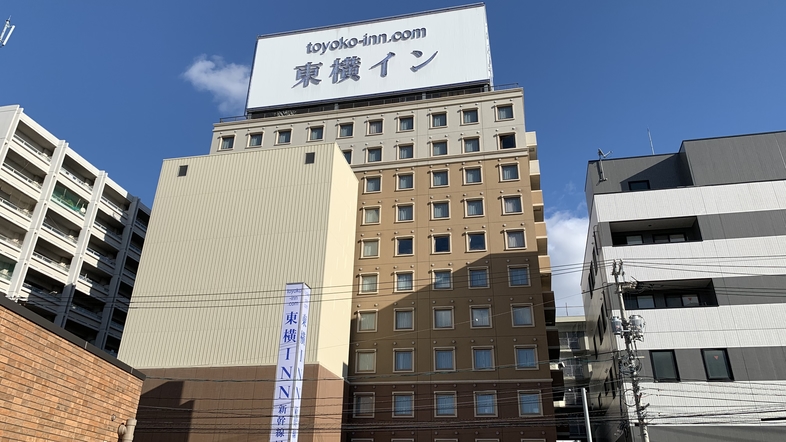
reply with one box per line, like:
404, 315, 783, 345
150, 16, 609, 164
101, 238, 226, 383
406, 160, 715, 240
270, 283, 311, 442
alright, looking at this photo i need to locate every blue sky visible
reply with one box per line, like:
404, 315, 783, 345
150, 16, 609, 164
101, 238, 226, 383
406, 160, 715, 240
2, 1, 785, 314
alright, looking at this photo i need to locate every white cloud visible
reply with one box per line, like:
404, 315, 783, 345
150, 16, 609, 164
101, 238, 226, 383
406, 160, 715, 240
546, 211, 589, 317
183, 55, 250, 115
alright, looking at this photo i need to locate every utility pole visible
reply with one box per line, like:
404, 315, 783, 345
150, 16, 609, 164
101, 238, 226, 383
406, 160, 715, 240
610, 260, 650, 442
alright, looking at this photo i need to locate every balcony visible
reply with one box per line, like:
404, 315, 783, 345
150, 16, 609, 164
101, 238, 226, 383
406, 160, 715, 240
31, 252, 70, 277
59, 167, 93, 194
100, 196, 127, 220
92, 221, 123, 248
529, 159, 540, 190
535, 221, 547, 255
77, 273, 109, 295
134, 219, 147, 233
40, 222, 78, 254
0, 233, 23, 259
127, 243, 142, 257
12, 134, 51, 163
21, 282, 60, 306
0, 196, 33, 227
2, 163, 43, 198
50, 193, 86, 217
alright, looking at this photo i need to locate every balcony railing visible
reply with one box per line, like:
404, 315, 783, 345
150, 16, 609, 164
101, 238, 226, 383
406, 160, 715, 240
134, 219, 147, 231
60, 168, 93, 191
110, 321, 125, 331
22, 283, 60, 301
0, 196, 33, 218
42, 222, 78, 244
3, 163, 42, 189
78, 273, 109, 293
85, 247, 115, 265
92, 221, 122, 240
0, 233, 23, 249
51, 193, 86, 216
0, 269, 12, 281
32, 252, 69, 270
123, 268, 137, 280
128, 243, 142, 255
13, 134, 51, 162
100, 196, 125, 216
70, 304, 102, 320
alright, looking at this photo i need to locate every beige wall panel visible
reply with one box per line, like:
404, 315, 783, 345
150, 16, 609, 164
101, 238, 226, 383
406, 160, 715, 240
120, 143, 358, 369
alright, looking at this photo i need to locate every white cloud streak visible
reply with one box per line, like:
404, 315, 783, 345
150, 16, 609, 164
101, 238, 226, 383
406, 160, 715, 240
546, 211, 589, 317
182, 55, 250, 115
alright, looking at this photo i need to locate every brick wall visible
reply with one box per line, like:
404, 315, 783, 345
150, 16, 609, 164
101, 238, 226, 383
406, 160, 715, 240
0, 297, 145, 441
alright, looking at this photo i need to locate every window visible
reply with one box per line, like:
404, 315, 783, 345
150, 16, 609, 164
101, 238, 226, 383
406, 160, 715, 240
396, 272, 413, 291
497, 105, 513, 120
503, 196, 523, 214
177, 165, 188, 177
365, 177, 381, 193
394, 310, 414, 331
505, 230, 526, 249
433, 235, 450, 253
499, 134, 516, 149
359, 274, 378, 294
277, 130, 291, 144
305, 152, 315, 164
702, 349, 733, 381
309, 126, 324, 141
516, 347, 537, 370
471, 306, 491, 328
512, 305, 534, 326
435, 392, 457, 417
463, 109, 479, 124
473, 348, 494, 370
518, 391, 541, 416
465, 167, 482, 184
397, 173, 414, 190
432, 113, 447, 127
468, 268, 489, 288
363, 207, 380, 225
432, 141, 448, 156
353, 393, 374, 418
651, 350, 680, 382
399, 116, 414, 131
392, 393, 414, 417
339, 123, 354, 138
219, 136, 234, 150
501, 164, 519, 181
343, 150, 352, 163
475, 392, 497, 416
367, 147, 382, 163
434, 270, 452, 289
654, 233, 686, 243
467, 232, 486, 251
636, 295, 655, 309
368, 120, 383, 135
626, 234, 644, 245
398, 144, 413, 159
509, 266, 530, 287
249, 133, 263, 147
434, 348, 455, 371
394, 349, 414, 371
397, 204, 414, 222
361, 239, 379, 258
396, 237, 413, 256
432, 202, 450, 219
356, 350, 376, 373
434, 308, 453, 329
432, 170, 449, 187
466, 199, 484, 217
629, 180, 650, 191
464, 137, 480, 153
357, 311, 377, 332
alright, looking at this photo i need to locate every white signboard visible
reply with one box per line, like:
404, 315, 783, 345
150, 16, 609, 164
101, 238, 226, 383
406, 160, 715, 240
270, 283, 311, 442
247, 4, 493, 111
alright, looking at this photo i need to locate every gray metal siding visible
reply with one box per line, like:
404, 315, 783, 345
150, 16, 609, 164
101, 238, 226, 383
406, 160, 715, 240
683, 131, 786, 186
714, 275, 786, 306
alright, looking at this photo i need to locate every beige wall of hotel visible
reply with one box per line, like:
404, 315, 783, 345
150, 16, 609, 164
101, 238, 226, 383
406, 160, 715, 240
118, 143, 357, 378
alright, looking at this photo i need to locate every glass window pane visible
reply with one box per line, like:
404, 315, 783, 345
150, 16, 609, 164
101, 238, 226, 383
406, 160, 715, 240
368, 148, 381, 162
519, 393, 540, 415
249, 134, 263, 146
397, 205, 413, 221
398, 174, 413, 189
432, 113, 446, 127
512, 306, 533, 326
354, 395, 373, 415
434, 271, 451, 289
366, 177, 380, 192
310, 127, 323, 140
504, 196, 522, 213
471, 308, 491, 327
343, 150, 352, 163
369, 121, 383, 134
396, 273, 413, 291
475, 393, 495, 415
395, 350, 413, 371
433, 171, 448, 186
703, 350, 732, 380
507, 231, 525, 249
357, 352, 375, 371
364, 208, 379, 224
665, 295, 683, 308
435, 394, 455, 415
395, 311, 413, 330
434, 236, 450, 253
637, 295, 655, 309
466, 200, 484, 216
358, 312, 376, 331
340, 123, 353, 137
434, 310, 452, 328
516, 348, 537, 369
682, 295, 700, 307
626, 235, 643, 245
435, 349, 454, 370
474, 349, 493, 369
651, 351, 679, 381
498, 105, 513, 120
360, 275, 377, 293
499, 134, 516, 149
509, 267, 529, 286
399, 145, 413, 159
463, 109, 478, 124
433, 202, 449, 219
278, 131, 291, 144
399, 117, 413, 131
397, 238, 413, 255
468, 233, 486, 251
501, 164, 519, 180
221, 137, 234, 150
466, 168, 481, 183
393, 394, 412, 416
363, 240, 378, 257
670, 233, 686, 242
464, 138, 480, 152
433, 141, 447, 156
469, 269, 488, 288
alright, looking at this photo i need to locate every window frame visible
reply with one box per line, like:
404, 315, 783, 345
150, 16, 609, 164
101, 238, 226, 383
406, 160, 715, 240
358, 273, 379, 295
392, 392, 415, 418
275, 129, 292, 145
499, 163, 520, 182
362, 206, 380, 225
367, 119, 384, 135
517, 390, 542, 417
472, 346, 495, 371
498, 133, 516, 149
366, 147, 382, 163
395, 236, 414, 257
355, 349, 376, 373
433, 307, 455, 330
431, 200, 451, 220
342, 149, 352, 164
431, 169, 449, 188
464, 198, 485, 218
394, 271, 414, 292
463, 166, 483, 185
504, 229, 527, 250
515, 345, 538, 370
434, 392, 457, 417
396, 172, 414, 191
393, 348, 414, 372
393, 309, 414, 332
463, 137, 480, 153
502, 195, 524, 215
468, 267, 489, 289
398, 144, 414, 159
308, 125, 324, 141
395, 203, 414, 223
433, 269, 453, 290
496, 104, 514, 121
338, 122, 354, 138
432, 233, 451, 254
508, 265, 531, 287
248, 133, 263, 148
353, 392, 375, 418
470, 305, 492, 329
364, 176, 381, 194
651, 350, 680, 382
219, 136, 235, 150
702, 349, 733, 381
398, 115, 414, 132
431, 112, 447, 128
511, 304, 535, 327
431, 140, 448, 157
474, 390, 498, 417
462, 108, 479, 125
360, 238, 380, 259
357, 310, 378, 333
466, 231, 487, 252
433, 347, 456, 371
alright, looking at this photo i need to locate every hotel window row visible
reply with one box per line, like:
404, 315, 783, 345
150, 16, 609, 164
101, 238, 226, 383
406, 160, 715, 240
349, 135, 518, 163
352, 389, 541, 419
355, 345, 538, 374
355, 304, 534, 335
358, 265, 530, 294
359, 231, 527, 261
363, 165, 520, 193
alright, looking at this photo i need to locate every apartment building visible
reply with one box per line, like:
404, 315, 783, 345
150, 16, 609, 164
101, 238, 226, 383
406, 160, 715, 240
120, 4, 560, 441
552, 316, 591, 441
581, 131, 786, 441
0, 104, 150, 356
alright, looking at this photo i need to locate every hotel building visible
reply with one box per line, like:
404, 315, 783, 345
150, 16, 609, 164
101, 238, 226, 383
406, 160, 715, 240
0, 104, 150, 356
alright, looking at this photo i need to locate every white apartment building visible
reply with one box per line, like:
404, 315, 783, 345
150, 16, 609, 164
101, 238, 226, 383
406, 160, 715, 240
581, 131, 786, 442
0, 104, 150, 356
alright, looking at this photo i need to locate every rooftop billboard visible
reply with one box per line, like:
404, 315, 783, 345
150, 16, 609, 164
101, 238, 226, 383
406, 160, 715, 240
246, 4, 493, 112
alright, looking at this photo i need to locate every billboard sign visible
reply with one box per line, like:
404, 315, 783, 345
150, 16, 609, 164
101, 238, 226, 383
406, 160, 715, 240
247, 4, 493, 111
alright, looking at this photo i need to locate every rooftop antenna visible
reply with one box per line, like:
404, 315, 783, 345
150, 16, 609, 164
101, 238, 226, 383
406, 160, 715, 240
1, 17, 15, 48
647, 127, 655, 155
597, 148, 612, 182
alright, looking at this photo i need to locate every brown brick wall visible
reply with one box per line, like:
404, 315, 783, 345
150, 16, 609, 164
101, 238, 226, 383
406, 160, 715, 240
0, 300, 144, 442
